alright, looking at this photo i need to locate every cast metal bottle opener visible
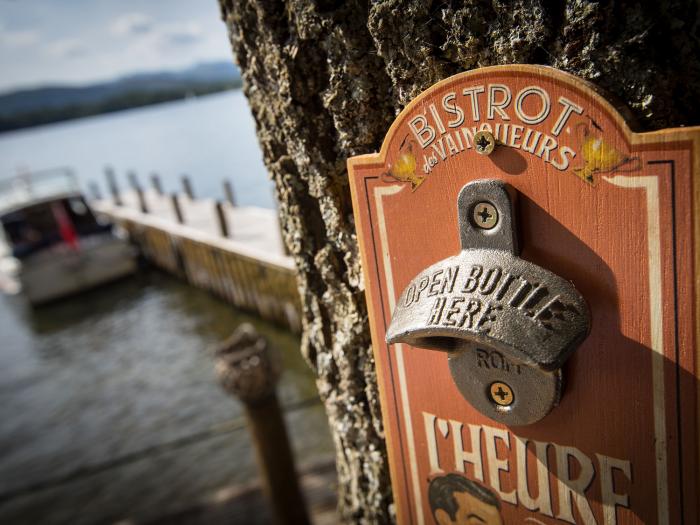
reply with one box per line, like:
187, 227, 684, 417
386, 180, 590, 425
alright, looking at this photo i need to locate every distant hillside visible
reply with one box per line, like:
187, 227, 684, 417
0, 61, 242, 132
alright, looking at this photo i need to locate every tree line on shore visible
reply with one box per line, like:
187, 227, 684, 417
0, 80, 241, 133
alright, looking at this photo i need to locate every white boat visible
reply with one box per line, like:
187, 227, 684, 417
0, 168, 137, 304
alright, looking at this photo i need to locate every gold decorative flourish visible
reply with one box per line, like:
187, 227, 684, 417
382, 135, 426, 191
573, 118, 641, 184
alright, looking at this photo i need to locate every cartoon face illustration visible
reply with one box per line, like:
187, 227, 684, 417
428, 473, 503, 525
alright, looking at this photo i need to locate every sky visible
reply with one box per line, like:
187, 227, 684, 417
0, 0, 235, 93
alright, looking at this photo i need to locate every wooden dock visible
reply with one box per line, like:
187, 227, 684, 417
92, 189, 301, 332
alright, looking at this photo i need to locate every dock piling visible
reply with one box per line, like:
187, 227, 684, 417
128, 171, 148, 214
223, 180, 236, 207
171, 193, 184, 224
127, 171, 138, 190
137, 187, 149, 214
181, 175, 194, 200
215, 200, 230, 238
215, 324, 310, 525
150, 173, 163, 196
105, 167, 122, 206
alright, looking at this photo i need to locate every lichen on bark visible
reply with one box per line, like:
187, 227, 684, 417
217, 1, 700, 521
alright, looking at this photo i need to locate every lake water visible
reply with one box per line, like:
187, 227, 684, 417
0, 91, 276, 209
0, 95, 333, 524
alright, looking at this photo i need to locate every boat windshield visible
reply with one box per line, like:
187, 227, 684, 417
0, 195, 111, 259
0, 168, 79, 214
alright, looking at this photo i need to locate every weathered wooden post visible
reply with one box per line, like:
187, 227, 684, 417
181, 175, 194, 200
136, 187, 148, 214
223, 179, 236, 207
128, 171, 148, 214
127, 171, 138, 190
104, 167, 121, 206
150, 173, 163, 196
171, 193, 184, 224
215, 200, 230, 238
215, 324, 310, 525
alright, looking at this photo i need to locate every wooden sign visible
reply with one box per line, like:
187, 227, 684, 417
348, 65, 698, 525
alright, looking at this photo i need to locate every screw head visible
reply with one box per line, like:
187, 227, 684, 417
474, 130, 496, 155
472, 202, 498, 229
489, 381, 514, 407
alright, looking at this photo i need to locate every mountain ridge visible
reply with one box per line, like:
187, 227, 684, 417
0, 61, 242, 132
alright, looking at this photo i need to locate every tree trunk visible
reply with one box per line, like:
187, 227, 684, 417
217, 1, 700, 521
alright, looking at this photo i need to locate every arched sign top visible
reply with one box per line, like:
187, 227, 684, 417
353, 65, 676, 190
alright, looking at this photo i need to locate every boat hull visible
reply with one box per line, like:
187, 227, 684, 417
18, 235, 137, 305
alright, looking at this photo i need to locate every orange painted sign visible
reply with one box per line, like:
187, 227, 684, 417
348, 66, 699, 524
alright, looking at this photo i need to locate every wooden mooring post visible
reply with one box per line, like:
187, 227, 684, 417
150, 173, 163, 196
136, 187, 148, 214
127, 171, 138, 190
223, 179, 236, 207
215, 324, 310, 525
215, 200, 230, 238
171, 193, 184, 224
104, 167, 122, 206
181, 175, 194, 200
128, 171, 148, 214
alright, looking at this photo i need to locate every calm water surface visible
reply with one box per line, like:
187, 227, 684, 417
0, 272, 332, 524
0, 96, 332, 524
0, 91, 275, 208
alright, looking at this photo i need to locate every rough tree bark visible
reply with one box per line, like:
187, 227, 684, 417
217, 1, 700, 522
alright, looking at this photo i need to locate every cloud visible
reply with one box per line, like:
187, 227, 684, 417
1, 29, 39, 47
46, 38, 87, 58
159, 22, 202, 46
110, 12, 152, 36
